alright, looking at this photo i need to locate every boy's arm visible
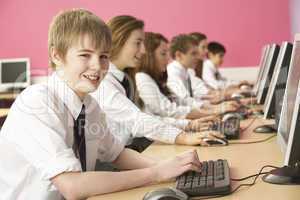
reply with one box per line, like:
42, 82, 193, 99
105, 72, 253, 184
51, 150, 201, 200
51, 168, 156, 200
112, 148, 158, 169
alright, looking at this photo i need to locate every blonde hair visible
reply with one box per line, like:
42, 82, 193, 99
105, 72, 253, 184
107, 15, 144, 61
169, 34, 198, 59
48, 8, 111, 69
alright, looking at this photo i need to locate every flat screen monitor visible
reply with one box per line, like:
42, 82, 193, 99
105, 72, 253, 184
257, 44, 280, 104
263, 42, 293, 119
277, 35, 300, 155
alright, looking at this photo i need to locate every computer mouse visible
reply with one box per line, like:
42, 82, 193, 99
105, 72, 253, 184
231, 93, 245, 99
203, 137, 229, 145
143, 187, 189, 200
254, 125, 276, 133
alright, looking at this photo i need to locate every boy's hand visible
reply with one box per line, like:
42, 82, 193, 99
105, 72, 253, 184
186, 120, 211, 132
213, 101, 240, 114
175, 131, 224, 146
151, 150, 201, 182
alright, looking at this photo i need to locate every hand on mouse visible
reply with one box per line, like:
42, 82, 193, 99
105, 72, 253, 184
185, 115, 220, 131
151, 149, 201, 182
212, 101, 240, 114
175, 130, 224, 146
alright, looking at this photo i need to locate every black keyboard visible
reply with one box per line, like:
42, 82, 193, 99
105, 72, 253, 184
176, 159, 231, 197
211, 118, 240, 139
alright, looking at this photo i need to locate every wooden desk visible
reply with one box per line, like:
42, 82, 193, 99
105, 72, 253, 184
0, 109, 9, 117
0, 92, 19, 99
89, 117, 300, 200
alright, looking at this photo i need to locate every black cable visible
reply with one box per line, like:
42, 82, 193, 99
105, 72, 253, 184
230, 165, 279, 181
190, 165, 279, 200
229, 134, 276, 145
229, 165, 279, 194
230, 172, 269, 181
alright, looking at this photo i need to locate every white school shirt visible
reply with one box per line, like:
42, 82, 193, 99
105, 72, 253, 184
0, 72, 123, 200
203, 59, 239, 89
91, 63, 182, 145
167, 60, 204, 109
187, 68, 210, 99
135, 72, 191, 129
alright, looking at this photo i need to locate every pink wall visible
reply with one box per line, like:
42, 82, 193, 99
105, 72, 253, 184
0, 0, 290, 76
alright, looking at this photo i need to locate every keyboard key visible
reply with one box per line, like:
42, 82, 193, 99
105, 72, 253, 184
176, 159, 231, 197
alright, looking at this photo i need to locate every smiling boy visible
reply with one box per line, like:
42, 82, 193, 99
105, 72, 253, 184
0, 9, 202, 200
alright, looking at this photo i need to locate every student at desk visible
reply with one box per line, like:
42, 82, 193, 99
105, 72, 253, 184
166, 34, 240, 115
188, 32, 247, 105
203, 41, 251, 90
0, 9, 203, 200
92, 16, 225, 150
188, 32, 229, 104
135, 32, 220, 124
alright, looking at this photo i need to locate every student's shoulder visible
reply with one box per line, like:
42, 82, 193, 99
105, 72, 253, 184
100, 72, 119, 87
11, 83, 53, 114
16, 83, 49, 102
203, 59, 214, 68
135, 72, 155, 83
98, 72, 124, 94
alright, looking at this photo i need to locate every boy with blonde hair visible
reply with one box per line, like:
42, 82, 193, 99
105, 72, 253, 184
0, 9, 201, 199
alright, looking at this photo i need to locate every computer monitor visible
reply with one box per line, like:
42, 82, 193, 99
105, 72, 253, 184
252, 45, 271, 96
0, 58, 30, 92
277, 35, 300, 155
256, 44, 280, 104
263, 42, 293, 119
262, 34, 300, 185
274, 67, 290, 130
263, 81, 300, 185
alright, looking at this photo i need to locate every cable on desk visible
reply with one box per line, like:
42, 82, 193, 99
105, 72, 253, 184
229, 134, 276, 145
190, 165, 279, 200
230, 165, 279, 181
240, 116, 258, 134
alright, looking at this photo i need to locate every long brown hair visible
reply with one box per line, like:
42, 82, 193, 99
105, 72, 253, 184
107, 15, 144, 103
190, 32, 207, 79
138, 32, 173, 101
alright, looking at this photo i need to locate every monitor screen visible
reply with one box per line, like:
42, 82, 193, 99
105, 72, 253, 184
253, 45, 270, 95
263, 42, 293, 119
257, 44, 280, 104
278, 39, 300, 152
1, 61, 28, 83
285, 80, 300, 166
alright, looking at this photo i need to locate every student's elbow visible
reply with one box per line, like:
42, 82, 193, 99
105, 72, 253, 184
51, 173, 82, 200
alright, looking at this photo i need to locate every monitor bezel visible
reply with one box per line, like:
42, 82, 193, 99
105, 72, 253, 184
253, 45, 271, 95
263, 42, 292, 119
284, 79, 300, 166
257, 44, 280, 104
277, 34, 300, 156
0, 58, 31, 91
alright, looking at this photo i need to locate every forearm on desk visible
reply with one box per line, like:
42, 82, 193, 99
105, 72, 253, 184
52, 168, 156, 200
112, 148, 158, 170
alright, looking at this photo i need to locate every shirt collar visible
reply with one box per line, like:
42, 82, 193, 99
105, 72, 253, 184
48, 71, 90, 120
108, 62, 125, 82
170, 60, 189, 80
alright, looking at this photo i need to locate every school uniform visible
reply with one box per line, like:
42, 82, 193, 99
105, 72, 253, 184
202, 59, 238, 89
187, 68, 210, 98
0, 72, 123, 200
91, 63, 182, 149
166, 60, 205, 108
135, 72, 191, 129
